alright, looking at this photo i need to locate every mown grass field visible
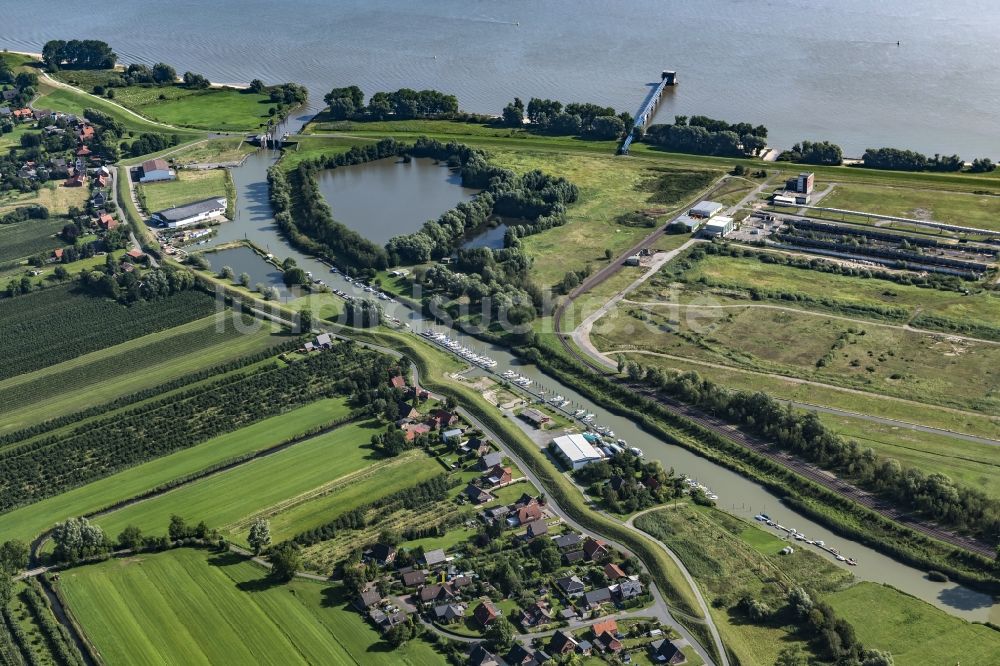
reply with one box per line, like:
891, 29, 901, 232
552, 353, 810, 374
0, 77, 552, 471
638, 252, 1000, 327
822, 182, 1000, 231
49, 68, 272, 132
0, 399, 349, 544
829, 582, 1000, 665
0, 312, 286, 434
0, 216, 66, 263
167, 136, 256, 165
139, 168, 228, 213
0, 180, 91, 216
58, 548, 442, 665
621, 351, 1000, 440
635, 504, 853, 666
94, 420, 387, 542
595, 301, 1000, 415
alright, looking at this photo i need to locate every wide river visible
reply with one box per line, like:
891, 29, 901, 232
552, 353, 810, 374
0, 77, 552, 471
4, 0, 998, 622
3, 0, 1000, 157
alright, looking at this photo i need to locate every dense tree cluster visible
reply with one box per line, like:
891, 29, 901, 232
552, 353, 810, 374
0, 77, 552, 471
323, 85, 458, 120
968, 157, 996, 173
778, 140, 844, 165
343, 297, 383, 328
503, 97, 629, 140
628, 363, 1000, 541
643, 115, 768, 157
127, 131, 181, 157
574, 452, 683, 513
861, 147, 963, 172
51, 516, 108, 562
42, 39, 117, 70
77, 262, 197, 304
0, 342, 397, 512
0, 204, 49, 226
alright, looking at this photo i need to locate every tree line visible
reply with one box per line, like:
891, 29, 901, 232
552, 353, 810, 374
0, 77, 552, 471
323, 85, 458, 120
642, 114, 769, 157
778, 140, 844, 165
501, 97, 630, 140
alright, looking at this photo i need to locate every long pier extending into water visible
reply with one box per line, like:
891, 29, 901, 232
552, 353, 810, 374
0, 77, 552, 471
620, 70, 676, 154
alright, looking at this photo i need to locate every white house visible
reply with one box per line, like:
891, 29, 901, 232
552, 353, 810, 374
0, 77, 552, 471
139, 158, 176, 183
152, 197, 227, 228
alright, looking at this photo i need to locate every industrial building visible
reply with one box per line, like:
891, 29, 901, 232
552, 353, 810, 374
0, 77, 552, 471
772, 193, 811, 206
550, 434, 604, 470
139, 158, 176, 183
785, 172, 815, 194
689, 200, 725, 219
701, 215, 735, 237
152, 197, 227, 228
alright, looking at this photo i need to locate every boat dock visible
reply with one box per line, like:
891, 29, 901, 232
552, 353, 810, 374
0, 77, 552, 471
620, 69, 677, 155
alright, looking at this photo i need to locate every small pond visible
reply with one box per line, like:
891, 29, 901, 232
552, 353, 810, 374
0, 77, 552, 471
316, 157, 481, 245
203, 245, 291, 298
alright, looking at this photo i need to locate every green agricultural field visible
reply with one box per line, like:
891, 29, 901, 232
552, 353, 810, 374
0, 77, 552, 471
638, 252, 1000, 328
635, 504, 853, 666
139, 168, 228, 213
0, 180, 92, 216
829, 582, 1000, 665
822, 182, 1000, 232
58, 548, 443, 665
484, 149, 721, 287
0, 217, 66, 263
594, 302, 1000, 415
5, 581, 62, 666
94, 420, 387, 541
621, 351, 1000, 441
0, 399, 349, 544
0, 312, 287, 433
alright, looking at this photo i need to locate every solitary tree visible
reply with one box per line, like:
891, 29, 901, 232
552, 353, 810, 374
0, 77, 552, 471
486, 617, 515, 652
117, 525, 144, 550
299, 308, 314, 333
219, 265, 234, 280
248, 518, 271, 556
239, 272, 251, 287
268, 542, 300, 582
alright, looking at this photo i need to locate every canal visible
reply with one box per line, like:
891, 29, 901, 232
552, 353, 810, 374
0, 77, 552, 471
200, 124, 997, 624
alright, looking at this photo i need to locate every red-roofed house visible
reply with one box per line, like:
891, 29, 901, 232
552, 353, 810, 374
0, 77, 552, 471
53, 248, 63, 260
98, 213, 118, 230
592, 618, 618, 638
64, 172, 85, 187
127, 248, 144, 259
604, 563, 626, 581
75, 145, 91, 157
429, 410, 458, 428
390, 374, 406, 389
483, 465, 512, 488
12, 108, 32, 120
78, 125, 95, 142
583, 537, 611, 561
516, 502, 542, 525
402, 422, 431, 442
473, 600, 499, 627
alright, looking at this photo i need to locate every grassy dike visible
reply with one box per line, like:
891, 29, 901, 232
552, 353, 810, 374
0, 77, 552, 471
521, 330, 1000, 592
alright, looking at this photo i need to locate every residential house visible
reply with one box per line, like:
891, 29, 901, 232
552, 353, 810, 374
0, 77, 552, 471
649, 639, 686, 664
369, 543, 397, 566
52, 248, 63, 261
584, 587, 613, 609
516, 502, 542, 526
0, 107, 11, 117
353, 585, 381, 610
553, 533, 582, 551
506, 645, 549, 666
126, 248, 144, 260
423, 549, 447, 568
1, 89, 19, 101
91, 191, 107, 207
32, 108, 51, 121
615, 579, 644, 601
368, 608, 407, 633
433, 603, 465, 624
49, 158, 68, 177
604, 563, 626, 581
450, 575, 472, 591
484, 465, 512, 488
467, 438, 491, 457
577, 640, 593, 656
12, 108, 32, 120
402, 422, 431, 442
390, 374, 406, 389
64, 172, 85, 187
555, 575, 585, 597
483, 505, 510, 523
465, 483, 494, 505
468, 644, 501, 666
401, 569, 426, 587
98, 213, 118, 230
397, 401, 420, 420
592, 618, 619, 638
563, 550, 585, 565
583, 537, 611, 561
549, 630, 579, 655
478, 452, 503, 471
441, 428, 464, 444
419, 584, 454, 604
75, 145, 91, 157
596, 632, 623, 654
524, 520, 548, 539
473, 600, 499, 627
519, 408, 551, 429
78, 125, 95, 142
518, 601, 552, 629
430, 409, 458, 428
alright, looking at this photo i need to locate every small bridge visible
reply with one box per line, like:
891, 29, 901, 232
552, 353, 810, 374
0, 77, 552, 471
620, 70, 676, 155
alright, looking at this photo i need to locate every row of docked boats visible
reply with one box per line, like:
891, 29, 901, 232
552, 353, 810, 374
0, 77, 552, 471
755, 514, 857, 565
683, 476, 719, 501
421, 330, 499, 369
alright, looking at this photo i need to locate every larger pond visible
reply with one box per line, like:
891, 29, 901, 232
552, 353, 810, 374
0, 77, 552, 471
315, 157, 480, 246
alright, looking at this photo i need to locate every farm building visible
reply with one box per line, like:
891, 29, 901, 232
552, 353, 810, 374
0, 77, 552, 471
701, 216, 735, 238
689, 200, 725, 219
152, 197, 227, 228
139, 158, 176, 183
550, 434, 604, 470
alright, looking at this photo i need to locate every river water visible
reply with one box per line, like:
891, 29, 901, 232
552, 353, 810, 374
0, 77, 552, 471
3, 1, 1000, 157
5, 0, 998, 621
